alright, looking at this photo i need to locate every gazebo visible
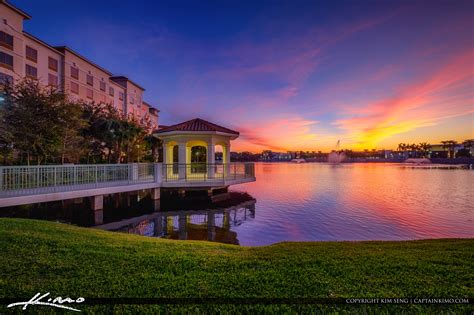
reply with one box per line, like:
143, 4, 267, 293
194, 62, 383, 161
153, 118, 255, 187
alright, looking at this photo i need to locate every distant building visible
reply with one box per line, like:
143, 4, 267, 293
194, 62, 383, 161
260, 150, 292, 161
261, 150, 273, 161
272, 152, 292, 161
0, 0, 159, 129
428, 144, 463, 158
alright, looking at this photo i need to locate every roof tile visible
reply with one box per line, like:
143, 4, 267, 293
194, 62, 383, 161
155, 118, 239, 135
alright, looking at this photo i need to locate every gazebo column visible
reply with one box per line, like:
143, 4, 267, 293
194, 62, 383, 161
186, 147, 191, 164
223, 141, 231, 177
163, 141, 173, 178
224, 142, 231, 164
178, 142, 187, 180
207, 143, 215, 179
163, 141, 172, 164
162, 141, 167, 164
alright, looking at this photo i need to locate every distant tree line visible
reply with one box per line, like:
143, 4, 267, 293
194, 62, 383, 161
0, 79, 161, 165
230, 151, 261, 162
397, 140, 473, 158
396, 142, 432, 158
232, 140, 474, 162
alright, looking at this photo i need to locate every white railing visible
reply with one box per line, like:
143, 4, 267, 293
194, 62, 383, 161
162, 163, 255, 182
0, 162, 256, 198
0, 163, 157, 198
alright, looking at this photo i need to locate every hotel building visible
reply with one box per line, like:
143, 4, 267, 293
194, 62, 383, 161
0, 0, 159, 128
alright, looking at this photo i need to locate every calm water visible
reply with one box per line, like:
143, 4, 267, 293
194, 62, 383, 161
228, 163, 473, 245
3, 163, 473, 246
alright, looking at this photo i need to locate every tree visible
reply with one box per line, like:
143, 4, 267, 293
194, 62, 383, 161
409, 143, 420, 158
0, 79, 158, 165
462, 139, 473, 157
81, 103, 149, 163
397, 143, 406, 152
418, 142, 431, 158
144, 134, 162, 162
122, 118, 145, 163
81, 102, 120, 163
0, 79, 85, 165
441, 140, 458, 159
0, 101, 13, 164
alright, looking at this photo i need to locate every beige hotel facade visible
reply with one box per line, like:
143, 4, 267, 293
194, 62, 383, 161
0, 0, 159, 128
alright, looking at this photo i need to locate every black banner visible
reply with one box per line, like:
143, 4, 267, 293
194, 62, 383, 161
1, 297, 471, 305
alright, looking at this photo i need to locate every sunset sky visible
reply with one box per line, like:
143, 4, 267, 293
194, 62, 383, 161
14, 0, 474, 152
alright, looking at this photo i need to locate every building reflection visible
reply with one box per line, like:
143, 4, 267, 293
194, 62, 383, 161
110, 199, 256, 245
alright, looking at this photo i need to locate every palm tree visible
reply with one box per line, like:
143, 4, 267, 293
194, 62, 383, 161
462, 139, 473, 158
397, 143, 406, 159
462, 139, 473, 149
441, 140, 458, 159
408, 143, 418, 158
418, 142, 431, 158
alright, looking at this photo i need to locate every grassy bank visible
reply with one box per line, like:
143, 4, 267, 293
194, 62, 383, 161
0, 218, 472, 313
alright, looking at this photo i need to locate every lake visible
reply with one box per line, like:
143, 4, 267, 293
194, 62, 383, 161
229, 163, 473, 245
2, 163, 472, 246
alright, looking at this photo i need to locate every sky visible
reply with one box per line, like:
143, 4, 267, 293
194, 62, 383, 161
12, 0, 474, 152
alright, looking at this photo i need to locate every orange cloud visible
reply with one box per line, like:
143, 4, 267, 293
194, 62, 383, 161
233, 117, 319, 152
334, 49, 474, 149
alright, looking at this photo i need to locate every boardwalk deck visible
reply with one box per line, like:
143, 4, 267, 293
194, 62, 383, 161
0, 163, 255, 207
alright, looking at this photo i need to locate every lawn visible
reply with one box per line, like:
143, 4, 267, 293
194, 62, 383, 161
0, 218, 472, 313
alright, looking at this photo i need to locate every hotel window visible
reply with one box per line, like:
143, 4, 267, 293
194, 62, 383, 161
48, 57, 58, 71
70, 66, 79, 79
0, 52, 13, 70
86, 74, 93, 86
119, 91, 124, 101
109, 86, 114, 96
70, 81, 79, 94
25, 46, 38, 62
48, 73, 58, 86
100, 81, 106, 92
86, 88, 93, 99
25, 64, 37, 78
130, 96, 134, 104
0, 31, 13, 50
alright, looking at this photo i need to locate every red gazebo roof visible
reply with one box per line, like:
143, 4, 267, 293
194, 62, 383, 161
155, 118, 239, 135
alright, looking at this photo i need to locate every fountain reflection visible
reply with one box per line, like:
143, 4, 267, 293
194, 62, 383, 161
98, 199, 256, 245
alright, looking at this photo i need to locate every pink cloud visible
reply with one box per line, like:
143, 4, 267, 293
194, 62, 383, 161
233, 117, 319, 152
334, 49, 474, 148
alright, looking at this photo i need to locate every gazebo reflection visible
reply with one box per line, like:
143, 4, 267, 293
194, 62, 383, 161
112, 199, 256, 245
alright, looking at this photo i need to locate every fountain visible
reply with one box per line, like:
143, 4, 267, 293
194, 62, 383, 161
327, 140, 346, 163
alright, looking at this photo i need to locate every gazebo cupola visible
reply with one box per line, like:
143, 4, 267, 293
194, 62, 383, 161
153, 118, 239, 179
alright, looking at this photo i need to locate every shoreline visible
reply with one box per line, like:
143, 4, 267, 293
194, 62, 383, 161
254, 159, 474, 165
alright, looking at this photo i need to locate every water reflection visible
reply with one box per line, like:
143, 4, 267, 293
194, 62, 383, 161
230, 163, 473, 245
99, 200, 256, 245
2, 163, 472, 246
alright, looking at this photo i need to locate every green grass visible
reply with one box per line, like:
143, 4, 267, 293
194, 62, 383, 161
0, 218, 472, 313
